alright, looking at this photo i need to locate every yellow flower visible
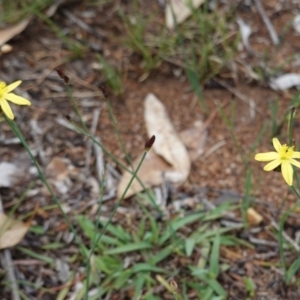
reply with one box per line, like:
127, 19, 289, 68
255, 138, 300, 186
0, 81, 31, 120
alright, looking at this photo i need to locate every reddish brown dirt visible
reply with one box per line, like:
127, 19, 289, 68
2, 1, 300, 299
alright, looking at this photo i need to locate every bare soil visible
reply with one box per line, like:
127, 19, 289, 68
1, 1, 300, 299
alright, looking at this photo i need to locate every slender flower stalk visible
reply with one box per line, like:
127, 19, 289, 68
255, 138, 300, 186
0, 81, 31, 119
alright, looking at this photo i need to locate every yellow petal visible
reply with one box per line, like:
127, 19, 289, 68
263, 159, 281, 171
6, 93, 31, 106
272, 138, 282, 153
281, 161, 293, 186
4, 81, 21, 93
289, 159, 300, 169
255, 152, 279, 161
0, 99, 14, 119
291, 151, 300, 159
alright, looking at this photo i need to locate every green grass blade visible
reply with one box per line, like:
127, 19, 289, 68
210, 233, 220, 277
104, 241, 152, 255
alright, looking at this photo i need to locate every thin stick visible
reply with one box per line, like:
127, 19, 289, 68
0, 195, 21, 300
85, 108, 101, 173
254, 0, 279, 45
272, 219, 300, 251
214, 78, 260, 118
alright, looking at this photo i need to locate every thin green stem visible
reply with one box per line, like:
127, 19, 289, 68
288, 107, 295, 146
69, 120, 160, 209
279, 185, 300, 282
5, 117, 88, 259
84, 150, 148, 300
105, 99, 133, 168
66, 84, 89, 132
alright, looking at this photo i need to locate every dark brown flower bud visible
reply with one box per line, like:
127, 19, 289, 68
65, 115, 72, 121
169, 278, 178, 292
145, 135, 155, 151
56, 68, 70, 84
99, 84, 110, 99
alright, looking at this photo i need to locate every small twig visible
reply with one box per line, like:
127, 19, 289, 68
254, 0, 279, 45
85, 108, 101, 174
30, 119, 46, 165
248, 236, 278, 247
56, 117, 79, 132
203, 140, 226, 158
252, 251, 278, 260
93, 136, 105, 183
62, 9, 106, 40
0, 137, 20, 145
271, 219, 300, 251
0, 195, 21, 300
214, 78, 260, 118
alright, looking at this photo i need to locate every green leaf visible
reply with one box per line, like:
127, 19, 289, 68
41, 242, 64, 250
18, 247, 55, 266
104, 241, 152, 255
133, 273, 147, 299
98, 221, 131, 242
94, 256, 121, 274
159, 212, 205, 244
198, 241, 211, 269
132, 263, 166, 273
191, 268, 227, 297
185, 238, 195, 257
113, 269, 132, 289
244, 276, 256, 297
201, 287, 214, 300
210, 233, 220, 276
29, 225, 45, 234
138, 217, 146, 239
149, 246, 173, 265
203, 201, 233, 221
144, 295, 161, 300
286, 256, 300, 283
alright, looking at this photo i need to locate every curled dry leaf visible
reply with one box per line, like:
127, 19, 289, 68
269, 74, 300, 90
0, 213, 30, 249
247, 208, 263, 226
117, 150, 173, 199
179, 120, 207, 162
144, 93, 191, 183
293, 15, 300, 35
166, 0, 204, 29
45, 157, 72, 194
117, 93, 192, 199
46, 157, 69, 181
236, 18, 252, 52
0, 19, 30, 47
0, 44, 13, 54
0, 162, 19, 188
0, 0, 70, 47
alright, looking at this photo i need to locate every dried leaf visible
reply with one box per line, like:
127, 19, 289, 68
0, 162, 19, 188
179, 121, 207, 162
117, 93, 192, 199
46, 157, 69, 181
269, 74, 300, 90
0, 213, 29, 249
293, 15, 300, 35
144, 93, 191, 183
165, 0, 205, 29
0, 44, 13, 54
0, 19, 30, 47
236, 18, 252, 52
247, 208, 263, 226
46, 157, 72, 194
117, 150, 172, 199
